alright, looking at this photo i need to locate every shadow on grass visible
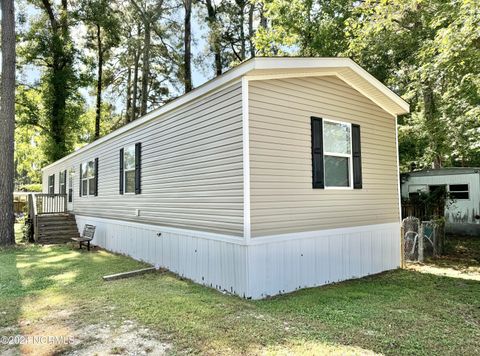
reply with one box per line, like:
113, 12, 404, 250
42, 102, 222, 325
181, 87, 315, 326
1, 239, 480, 355
426, 235, 480, 270
0, 247, 23, 354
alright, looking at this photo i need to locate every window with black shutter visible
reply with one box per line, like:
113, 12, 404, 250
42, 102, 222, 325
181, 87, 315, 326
59, 170, 67, 195
80, 159, 97, 196
311, 117, 362, 189
48, 174, 55, 194
121, 143, 141, 194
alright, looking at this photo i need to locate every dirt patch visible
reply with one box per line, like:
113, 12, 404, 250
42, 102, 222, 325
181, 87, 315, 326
3, 304, 171, 356
406, 263, 480, 281
68, 320, 171, 355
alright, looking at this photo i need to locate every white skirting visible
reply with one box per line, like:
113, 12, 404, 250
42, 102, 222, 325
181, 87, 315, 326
75, 215, 400, 299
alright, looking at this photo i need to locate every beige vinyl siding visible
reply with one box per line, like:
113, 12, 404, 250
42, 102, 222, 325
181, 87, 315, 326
249, 76, 400, 237
42, 81, 244, 236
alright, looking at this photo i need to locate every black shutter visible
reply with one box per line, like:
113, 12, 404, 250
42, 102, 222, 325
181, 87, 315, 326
311, 117, 324, 189
63, 169, 67, 194
352, 124, 362, 189
119, 148, 124, 195
135, 142, 142, 194
52, 174, 55, 194
79, 164, 82, 196
94, 158, 99, 196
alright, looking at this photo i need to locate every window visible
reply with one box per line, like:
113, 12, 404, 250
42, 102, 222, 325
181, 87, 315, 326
449, 184, 469, 200
323, 120, 352, 187
59, 170, 67, 195
68, 168, 73, 203
312, 117, 362, 189
124, 145, 136, 193
408, 184, 427, 199
429, 184, 446, 193
80, 160, 97, 196
48, 174, 55, 194
120, 143, 141, 195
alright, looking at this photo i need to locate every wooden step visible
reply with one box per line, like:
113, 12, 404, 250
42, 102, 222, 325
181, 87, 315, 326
37, 220, 76, 226
38, 224, 78, 231
38, 230, 80, 237
37, 215, 75, 222
35, 213, 79, 244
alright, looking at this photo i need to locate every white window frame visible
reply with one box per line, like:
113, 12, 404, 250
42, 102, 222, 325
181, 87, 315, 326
68, 168, 74, 203
81, 160, 96, 197
448, 183, 470, 200
59, 171, 66, 195
123, 145, 136, 195
322, 118, 353, 190
48, 174, 55, 194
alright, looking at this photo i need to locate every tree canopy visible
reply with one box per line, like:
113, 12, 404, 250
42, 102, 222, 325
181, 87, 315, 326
12, 0, 480, 187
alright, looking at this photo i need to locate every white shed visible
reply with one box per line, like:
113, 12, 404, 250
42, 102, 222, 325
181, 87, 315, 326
401, 168, 480, 235
41, 57, 410, 298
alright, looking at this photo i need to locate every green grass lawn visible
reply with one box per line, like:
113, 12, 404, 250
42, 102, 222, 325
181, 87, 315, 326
1, 227, 479, 355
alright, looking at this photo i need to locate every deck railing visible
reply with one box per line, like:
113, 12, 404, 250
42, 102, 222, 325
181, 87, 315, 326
34, 193, 68, 215
28, 193, 68, 241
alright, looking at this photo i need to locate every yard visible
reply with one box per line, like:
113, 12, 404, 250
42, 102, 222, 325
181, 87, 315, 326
1, 225, 479, 355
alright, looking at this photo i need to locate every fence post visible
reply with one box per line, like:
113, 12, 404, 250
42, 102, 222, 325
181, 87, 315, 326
400, 225, 405, 268
418, 222, 424, 262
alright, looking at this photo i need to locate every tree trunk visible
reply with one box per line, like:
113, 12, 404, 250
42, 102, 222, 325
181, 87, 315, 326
423, 85, 442, 169
184, 0, 192, 93
0, 0, 16, 246
205, 0, 222, 76
95, 24, 103, 140
259, 3, 267, 29
249, 3, 255, 58
132, 45, 140, 122
140, 22, 151, 116
239, 1, 246, 60
126, 64, 132, 124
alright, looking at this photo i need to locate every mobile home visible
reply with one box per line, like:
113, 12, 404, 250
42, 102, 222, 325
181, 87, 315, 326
42, 57, 410, 299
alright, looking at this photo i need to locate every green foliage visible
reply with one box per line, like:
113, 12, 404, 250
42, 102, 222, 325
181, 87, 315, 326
255, 0, 354, 56
345, 0, 480, 169
17, 183, 42, 192
15, 89, 47, 184
18, 1, 86, 163
77, 104, 124, 144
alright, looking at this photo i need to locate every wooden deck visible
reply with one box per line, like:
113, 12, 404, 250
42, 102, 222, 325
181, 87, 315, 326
28, 193, 79, 244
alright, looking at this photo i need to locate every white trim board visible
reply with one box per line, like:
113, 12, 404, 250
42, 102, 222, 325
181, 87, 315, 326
242, 77, 251, 240
75, 214, 245, 245
76, 214, 399, 247
43, 57, 409, 171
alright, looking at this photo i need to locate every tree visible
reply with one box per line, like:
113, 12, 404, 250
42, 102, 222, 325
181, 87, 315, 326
0, 0, 16, 246
183, 0, 193, 92
79, 0, 121, 140
254, 0, 354, 56
346, 0, 480, 169
203, 0, 223, 75
130, 0, 167, 114
19, 0, 84, 162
